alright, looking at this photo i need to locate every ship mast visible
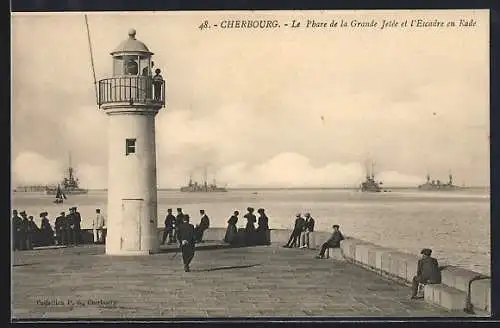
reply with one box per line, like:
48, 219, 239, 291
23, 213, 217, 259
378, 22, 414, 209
68, 152, 74, 181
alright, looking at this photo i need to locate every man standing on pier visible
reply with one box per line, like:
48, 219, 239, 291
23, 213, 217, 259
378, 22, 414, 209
55, 211, 66, 245
410, 248, 442, 299
177, 214, 196, 272
284, 213, 305, 248
66, 208, 76, 245
300, 213, 315, 248
162, 208, 176, 245
195, 209, 210, 243
72, 207, 82, 244
93, 209, 106, 244
20, 211, 30, 250
174, 208, 184, 242
12, 210, 23, 251
315, 224, 344, 259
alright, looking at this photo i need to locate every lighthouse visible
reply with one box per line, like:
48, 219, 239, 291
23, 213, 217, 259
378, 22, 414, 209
97, 28, 165, 255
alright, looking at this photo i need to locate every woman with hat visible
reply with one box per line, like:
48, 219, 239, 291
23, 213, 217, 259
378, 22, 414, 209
40, 212, 54, 246
243, 207, 257, 245
224, 210, 239, 245
256, 208, 270, 245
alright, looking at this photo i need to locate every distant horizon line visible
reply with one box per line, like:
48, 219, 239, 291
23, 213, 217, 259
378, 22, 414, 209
83, 186, 490, 191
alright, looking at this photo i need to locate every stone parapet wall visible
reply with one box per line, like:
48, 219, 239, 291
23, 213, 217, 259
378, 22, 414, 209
339, 237, 491, 316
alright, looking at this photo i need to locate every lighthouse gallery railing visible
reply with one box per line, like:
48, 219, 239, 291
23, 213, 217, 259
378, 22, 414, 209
98, 76, 165, 107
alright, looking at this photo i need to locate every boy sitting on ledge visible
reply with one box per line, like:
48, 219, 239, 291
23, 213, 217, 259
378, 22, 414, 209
315, 224, 344, 259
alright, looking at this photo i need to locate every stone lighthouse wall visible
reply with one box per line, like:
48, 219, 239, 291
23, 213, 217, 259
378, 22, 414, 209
105, 112, 159, 255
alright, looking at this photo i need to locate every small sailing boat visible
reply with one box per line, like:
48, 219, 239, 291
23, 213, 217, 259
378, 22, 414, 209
53, 184, 67, 204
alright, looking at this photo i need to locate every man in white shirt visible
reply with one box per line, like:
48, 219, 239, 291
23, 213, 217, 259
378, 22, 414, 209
93, 208, 106, 244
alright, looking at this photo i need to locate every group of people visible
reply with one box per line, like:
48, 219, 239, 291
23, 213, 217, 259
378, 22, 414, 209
12, 207, 82, 250
223, 207, 270, 246
283, 212, 316, 248
282, 212, 345, 259
161, 208, 210, 246
12, 207, 106, 250
160, 208, 200, 272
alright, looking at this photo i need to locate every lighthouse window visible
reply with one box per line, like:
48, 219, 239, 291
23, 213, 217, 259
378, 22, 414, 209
125, 138, 136, 155
124, 56, 139, 75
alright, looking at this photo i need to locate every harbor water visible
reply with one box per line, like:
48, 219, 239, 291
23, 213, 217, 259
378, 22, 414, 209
11, 188, 490, 275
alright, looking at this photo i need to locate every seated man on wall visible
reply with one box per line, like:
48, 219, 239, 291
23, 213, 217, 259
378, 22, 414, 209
315, 224, 344, 259
410, 248, 442, 299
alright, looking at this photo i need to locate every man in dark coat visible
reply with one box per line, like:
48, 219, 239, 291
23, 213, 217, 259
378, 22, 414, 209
20, 211, 30, 250
66, 208, 76, 245
54, 211, 67, 245
177, 214, 196, 272
315, 224, 344, 259
284, 213, 305, 248
73, 207, 82, 244
161, 208, 176, 245
300, 213, 315, 248
174, 208, 184, 242
410, 248, 442, 299
12, 210, 23, 251
195, 210, 210, 243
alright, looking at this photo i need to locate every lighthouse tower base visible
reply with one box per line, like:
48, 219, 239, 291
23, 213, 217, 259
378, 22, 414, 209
104, 113, 160, 256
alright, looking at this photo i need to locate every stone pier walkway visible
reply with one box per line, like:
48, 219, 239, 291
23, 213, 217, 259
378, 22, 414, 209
12, 243, 455, 318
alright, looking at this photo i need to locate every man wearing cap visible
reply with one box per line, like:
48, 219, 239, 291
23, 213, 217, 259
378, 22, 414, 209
300, 213, 315, 249
161, 208, 176, 245
40, 212, 54, 246
177, 214, 196, 272
315, 224, 344, 259
284, 213, 305, 248
410, 248, 442, 299
195, 210, 210, 243
55, 211, 67, 245
12, 210, 23, 251
66, 208, 76, 245
20, 211, 30, 250
73, 207, 82, 244
93, 209, 106, 244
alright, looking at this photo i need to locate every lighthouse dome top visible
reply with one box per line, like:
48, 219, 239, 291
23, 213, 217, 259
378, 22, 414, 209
111, 28, 153, 56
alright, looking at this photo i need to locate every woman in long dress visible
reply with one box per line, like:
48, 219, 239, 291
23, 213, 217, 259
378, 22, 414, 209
224, 211, 239, 245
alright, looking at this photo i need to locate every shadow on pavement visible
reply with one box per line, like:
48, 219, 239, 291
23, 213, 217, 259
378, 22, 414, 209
194, 264, 261, 272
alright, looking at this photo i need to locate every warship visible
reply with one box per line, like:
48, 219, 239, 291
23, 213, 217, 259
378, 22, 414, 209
359, 162, 383, 192
45, 154, 88, 195
180, 168, 227, 192
418, 173, 460, 191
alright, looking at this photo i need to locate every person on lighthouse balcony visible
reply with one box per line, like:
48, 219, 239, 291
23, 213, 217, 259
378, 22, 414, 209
177, 214, 196, 272
152, 68, 163, 101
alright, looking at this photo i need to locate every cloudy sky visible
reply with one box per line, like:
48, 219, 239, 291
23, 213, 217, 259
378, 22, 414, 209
11, 10, 489, 188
